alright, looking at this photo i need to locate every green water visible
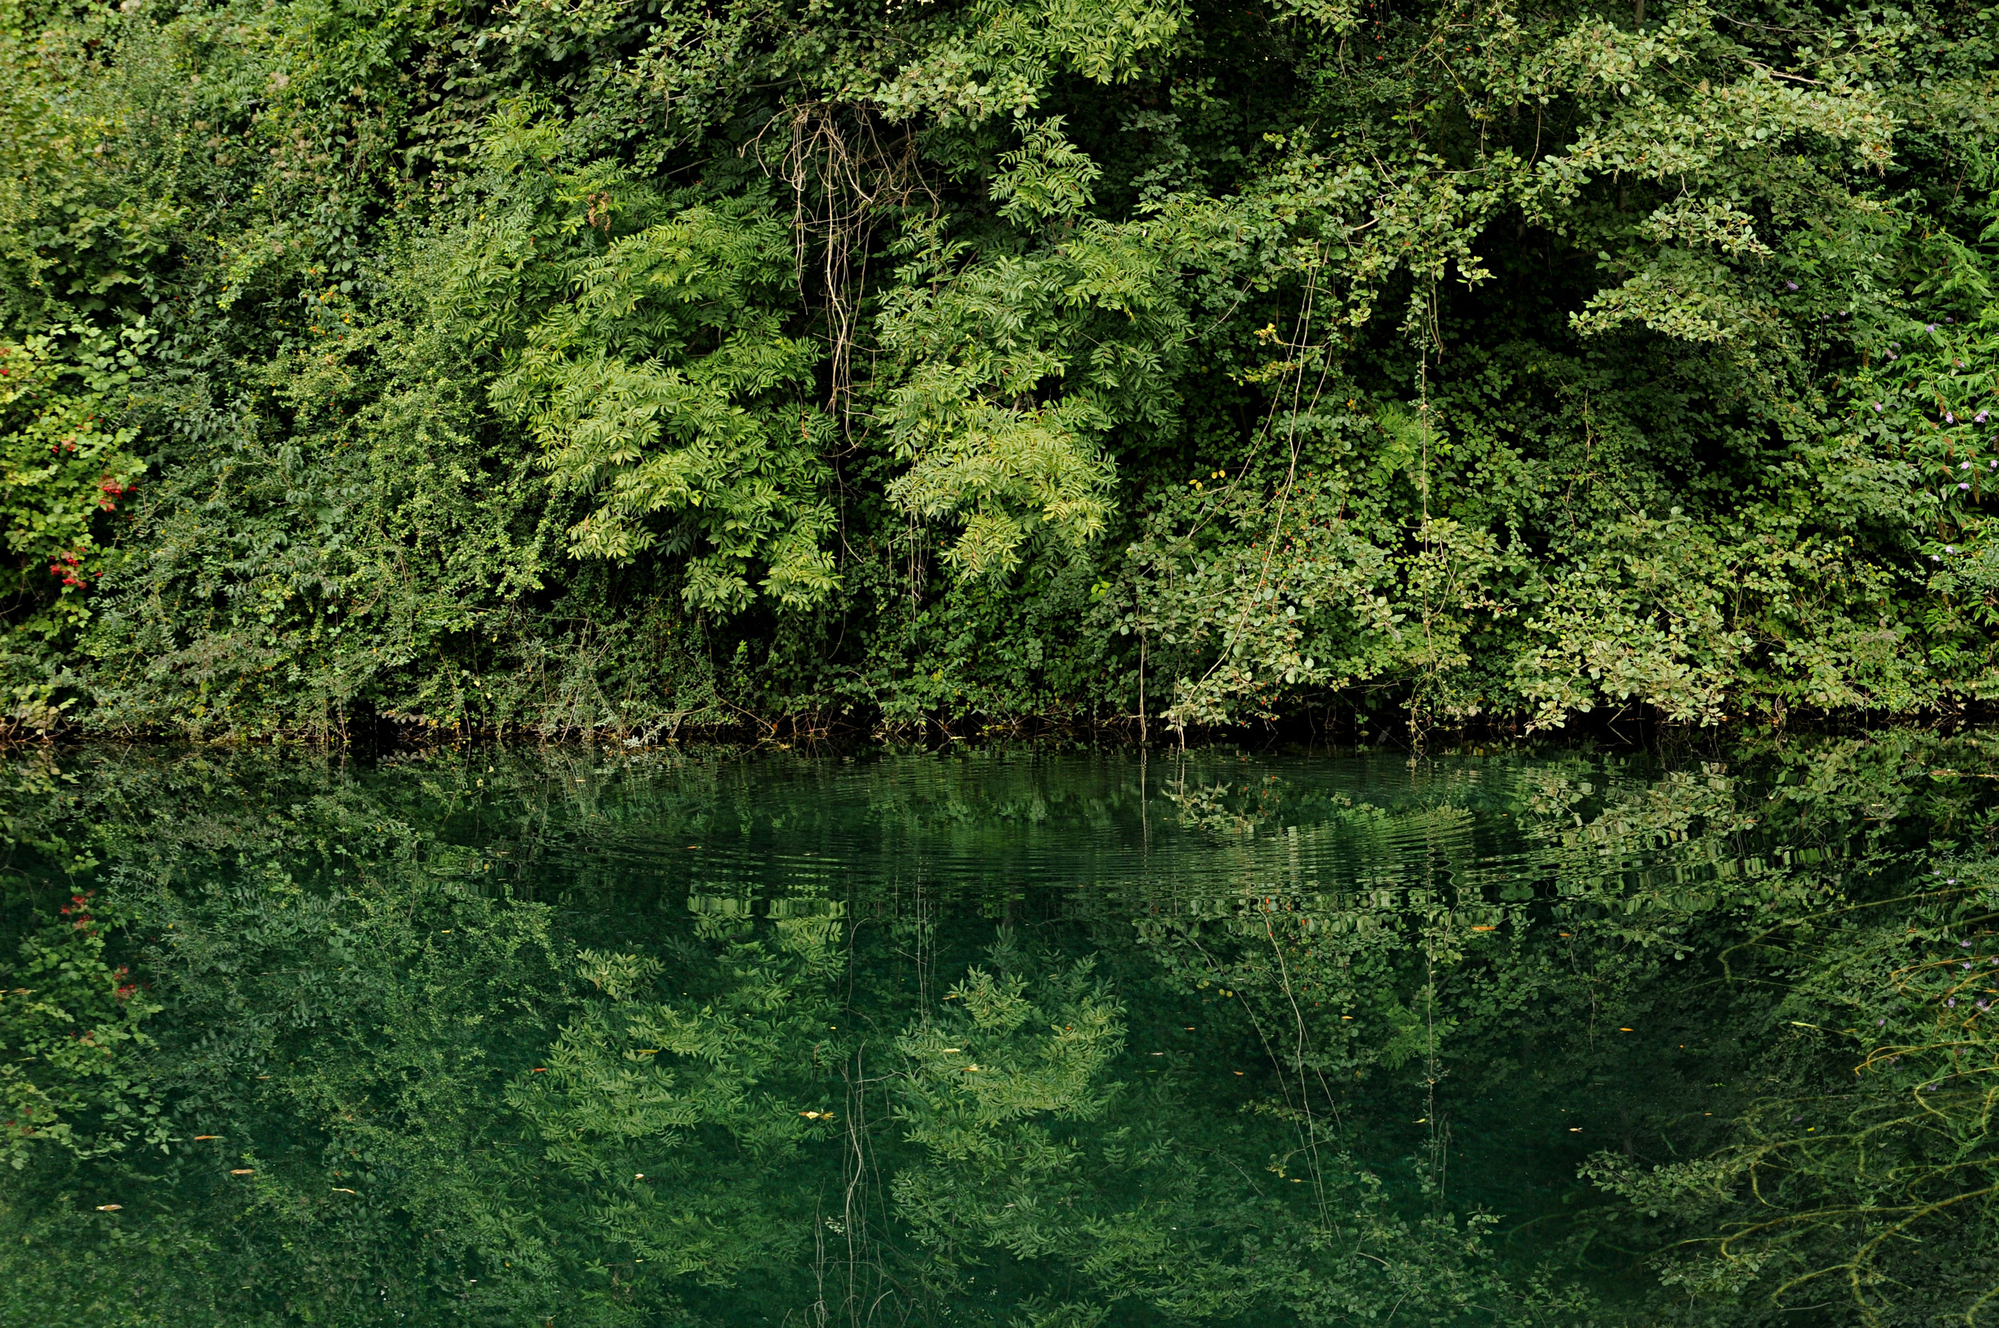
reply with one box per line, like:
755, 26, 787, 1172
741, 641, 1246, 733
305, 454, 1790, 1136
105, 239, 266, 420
3, 736, 1996, 1326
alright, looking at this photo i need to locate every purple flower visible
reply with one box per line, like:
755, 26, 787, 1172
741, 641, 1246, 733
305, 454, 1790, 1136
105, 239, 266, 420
1948, 998, 1957, 1007
1877, 1018, 1887, 1026
1963, 940, 1974, 947
1963, 962, 1973, 969
1979, 1001, 1989, 1011
1928, 324, 1938, 332
1979, 411, 1991, 423
1874, 403, 1884, 413
1962, 461, 1972, 470
1888, 351, 1899, 360
1786, 281, 1799, 290
1948, 413, 1957, 423
1960, 482, 1971, 490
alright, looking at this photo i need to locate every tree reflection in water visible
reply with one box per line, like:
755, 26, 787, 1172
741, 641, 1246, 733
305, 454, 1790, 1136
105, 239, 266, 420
1, 733, 1994, 1326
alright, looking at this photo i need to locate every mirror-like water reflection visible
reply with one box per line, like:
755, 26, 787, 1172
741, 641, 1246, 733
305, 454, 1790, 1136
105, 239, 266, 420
3, 735, 1995, 1326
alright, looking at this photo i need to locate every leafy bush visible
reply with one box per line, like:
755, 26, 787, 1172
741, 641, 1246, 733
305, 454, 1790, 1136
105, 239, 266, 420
0, 0, 1993, 737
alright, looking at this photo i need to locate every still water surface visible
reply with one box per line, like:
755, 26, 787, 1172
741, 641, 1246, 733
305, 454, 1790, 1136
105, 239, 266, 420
2, 737, 1992, 1325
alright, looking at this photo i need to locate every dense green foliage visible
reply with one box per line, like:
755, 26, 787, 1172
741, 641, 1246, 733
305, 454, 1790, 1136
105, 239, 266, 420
0, 734, 1995, 1324
0, 0, 1994, 737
